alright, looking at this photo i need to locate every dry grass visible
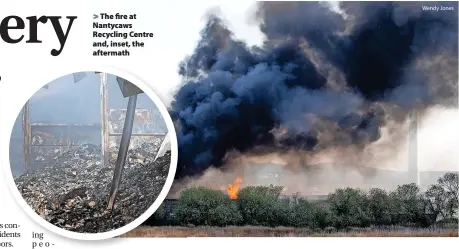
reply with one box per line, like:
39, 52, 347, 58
120, 226, 459, 237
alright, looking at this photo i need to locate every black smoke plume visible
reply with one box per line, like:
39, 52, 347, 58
170, 1, 458, 178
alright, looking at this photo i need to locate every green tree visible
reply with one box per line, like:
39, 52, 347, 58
389, 183, 434, 227
326, 188, 371, 228
174, 187, 242, 226
289, 196, 328, 229
237, 185, 288, 226
367, 188, 394, 225
437, 172, 459, 218
425, 184, 448, 220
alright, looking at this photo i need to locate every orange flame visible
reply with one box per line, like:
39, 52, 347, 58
227, 177, 242, 200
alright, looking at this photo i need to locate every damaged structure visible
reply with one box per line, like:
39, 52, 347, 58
12, 72, 171, 233
20, 73, 168, 173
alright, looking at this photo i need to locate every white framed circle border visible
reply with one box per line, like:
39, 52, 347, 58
1, 65, 178, 241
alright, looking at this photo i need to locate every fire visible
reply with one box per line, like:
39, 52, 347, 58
227, 177, 242, 200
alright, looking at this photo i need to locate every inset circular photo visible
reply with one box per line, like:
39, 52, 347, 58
8, 71, 177, 238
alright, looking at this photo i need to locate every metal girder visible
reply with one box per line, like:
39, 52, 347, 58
107, 94, 138, 210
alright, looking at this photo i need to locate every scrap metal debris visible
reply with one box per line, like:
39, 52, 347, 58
14, 143, 171, 233
108, 138, 163, 167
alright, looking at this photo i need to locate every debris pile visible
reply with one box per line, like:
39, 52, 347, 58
15, 143, 171, 233
32, 146, 69, 171
108, 139, 162, 168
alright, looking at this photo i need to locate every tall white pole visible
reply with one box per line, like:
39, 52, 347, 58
408, 109, 420, 186
100, 73, 109, 168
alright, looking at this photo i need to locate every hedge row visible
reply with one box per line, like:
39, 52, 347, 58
148, 173, 458, 229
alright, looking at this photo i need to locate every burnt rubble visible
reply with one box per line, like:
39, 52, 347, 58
15, 143, 171, 233
108, 140, 163, 168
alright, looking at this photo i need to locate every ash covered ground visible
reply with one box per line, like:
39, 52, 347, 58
14, 143, 171, 233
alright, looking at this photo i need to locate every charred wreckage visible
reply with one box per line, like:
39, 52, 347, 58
14, 73, 172, 233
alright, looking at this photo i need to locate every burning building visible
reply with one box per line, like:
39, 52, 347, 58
167, 1, 458, 197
